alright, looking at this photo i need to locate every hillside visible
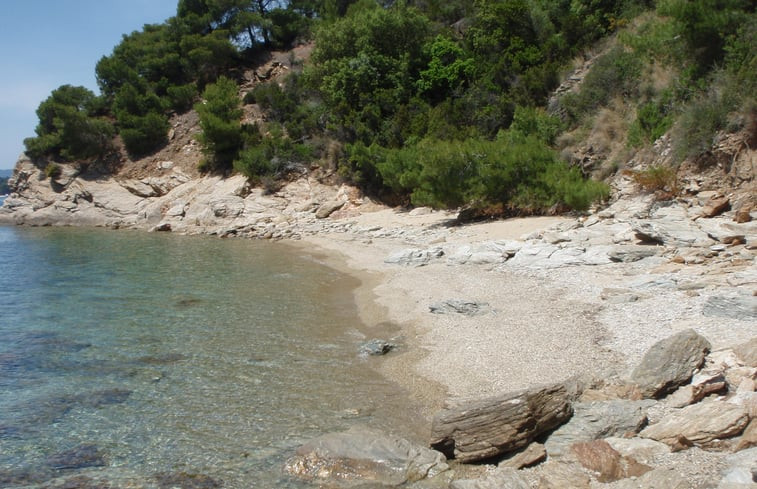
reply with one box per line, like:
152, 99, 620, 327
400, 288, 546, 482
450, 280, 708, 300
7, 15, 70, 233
8, 0, 754, 221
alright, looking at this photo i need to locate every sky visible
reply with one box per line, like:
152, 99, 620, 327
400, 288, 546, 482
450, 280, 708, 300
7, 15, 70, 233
0, 1, 179, 170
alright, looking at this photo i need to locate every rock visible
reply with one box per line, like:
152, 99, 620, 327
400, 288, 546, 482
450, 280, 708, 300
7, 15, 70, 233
734, 206, 752, 223
430, 382, 572, 463
604, 437, 671, 465
46, 444, 106, 470
544, 400, 654, 458
447, 241, 521, 265
701, 196, 731, 218
429, 300, 492, 317
640, 400, 749, 448
608, 245, 660, 263
150, 222, 172, 232
610, 467, 691, 489
450, 467, 530, 489
735, 419, 757, 451
703, 295, 757, 320
631, 329, 711, 398
569, 439, 651, 483
359, 339, 396, 356
384, 247, 444, 267
718, 447, 757, 487
633, 221, 714, 247
284, 425, 448, 487
500, 442, 546, 469
734, 337, 757, 367
667, 369, 727, 408
315, 200, 345, 219
536, 461, 592, 489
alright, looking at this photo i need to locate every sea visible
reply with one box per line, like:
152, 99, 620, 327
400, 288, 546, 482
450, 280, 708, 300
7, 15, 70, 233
0, 224, 423, 488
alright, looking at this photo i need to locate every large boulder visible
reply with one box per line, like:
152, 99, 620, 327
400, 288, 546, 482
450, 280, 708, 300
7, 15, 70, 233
544, 400, 654, 458
631, 329, 711, 398
734, 337, 757, 367
430, 382, 572, 463
640, 401, 749, 448
284, 425, 448, 487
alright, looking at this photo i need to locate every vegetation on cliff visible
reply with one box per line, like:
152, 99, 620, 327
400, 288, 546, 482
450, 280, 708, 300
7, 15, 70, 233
21, 0, 757, 215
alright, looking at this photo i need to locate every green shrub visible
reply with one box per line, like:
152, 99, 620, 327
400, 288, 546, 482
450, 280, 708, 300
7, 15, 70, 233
628, 97, 674, 147
195, 76, 244, 171
45, 163, 62, 179
24, 85, 114, 161
630, 165, 677, 193
166, 83, 198, 112
360, 131, 608, 212
560, 47, 642, 123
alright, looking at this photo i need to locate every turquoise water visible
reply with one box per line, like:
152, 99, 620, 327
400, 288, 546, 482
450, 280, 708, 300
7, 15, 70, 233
0, 226, 422, 488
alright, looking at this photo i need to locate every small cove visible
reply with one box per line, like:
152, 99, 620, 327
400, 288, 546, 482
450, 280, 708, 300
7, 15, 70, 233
0, 226, 425, 488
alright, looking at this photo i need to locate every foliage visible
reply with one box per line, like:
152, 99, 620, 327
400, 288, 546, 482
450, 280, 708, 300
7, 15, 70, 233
195, 76, 245, 171
24, 85, 114, 161
234, 125, 314, 180
45, 163, 62, 179
628, 96, 674, 147
630, 165, 677, 193
348, 130, 608, 212
559, 47, 642, 123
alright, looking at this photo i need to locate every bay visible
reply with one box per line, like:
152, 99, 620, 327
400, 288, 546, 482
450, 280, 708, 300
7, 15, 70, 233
0, 226, 422, 488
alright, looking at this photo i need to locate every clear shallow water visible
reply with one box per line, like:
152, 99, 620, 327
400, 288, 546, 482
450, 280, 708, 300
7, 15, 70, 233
0, 226, 422, 488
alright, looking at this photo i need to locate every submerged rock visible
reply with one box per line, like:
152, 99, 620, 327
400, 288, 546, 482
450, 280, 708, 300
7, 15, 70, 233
284, 425, 448, 487
46, 444, 107, 470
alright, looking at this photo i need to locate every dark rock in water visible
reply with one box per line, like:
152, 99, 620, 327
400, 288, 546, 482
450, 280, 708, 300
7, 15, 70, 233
359, 339, 397, 356
154, 472, 223, 489
138, 353, 188, 365
429, 299, 492, 317
0, 467, 54, 487
46, 444, 107, 470
702, 295, 757, 319
81, 388, 132, 408
175, 297, 203, 308
631, 329, 711, 398
284, 425, 448, 487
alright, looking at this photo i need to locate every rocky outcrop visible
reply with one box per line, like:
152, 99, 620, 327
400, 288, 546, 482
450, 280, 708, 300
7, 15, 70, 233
631, 329, 712, 398
640, 400, 749, 448
284, 425, 448, 487
429, 382, 572, 462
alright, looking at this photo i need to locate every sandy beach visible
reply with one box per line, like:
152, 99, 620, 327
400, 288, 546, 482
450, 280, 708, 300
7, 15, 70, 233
291, 202, 756, 423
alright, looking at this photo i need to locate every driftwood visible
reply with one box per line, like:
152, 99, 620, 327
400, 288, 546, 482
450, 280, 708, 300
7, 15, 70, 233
430, 382, 573, 463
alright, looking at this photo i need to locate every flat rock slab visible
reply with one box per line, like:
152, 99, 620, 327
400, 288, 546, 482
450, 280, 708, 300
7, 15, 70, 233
640, 401, 749, 447
284, 425, 448, 487
430, 382, 572, 463
703, 295, 757, 320
385, 248, 444, 267
631, 329, 711, 398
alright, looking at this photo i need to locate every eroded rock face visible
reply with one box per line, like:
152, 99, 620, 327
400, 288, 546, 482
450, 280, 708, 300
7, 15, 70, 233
631, 329, 712, 398
430, 382, 572, 463
284, 425, 448, 487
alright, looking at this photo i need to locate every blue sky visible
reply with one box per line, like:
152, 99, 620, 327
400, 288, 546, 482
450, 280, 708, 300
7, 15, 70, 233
0, 1, 178, 169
